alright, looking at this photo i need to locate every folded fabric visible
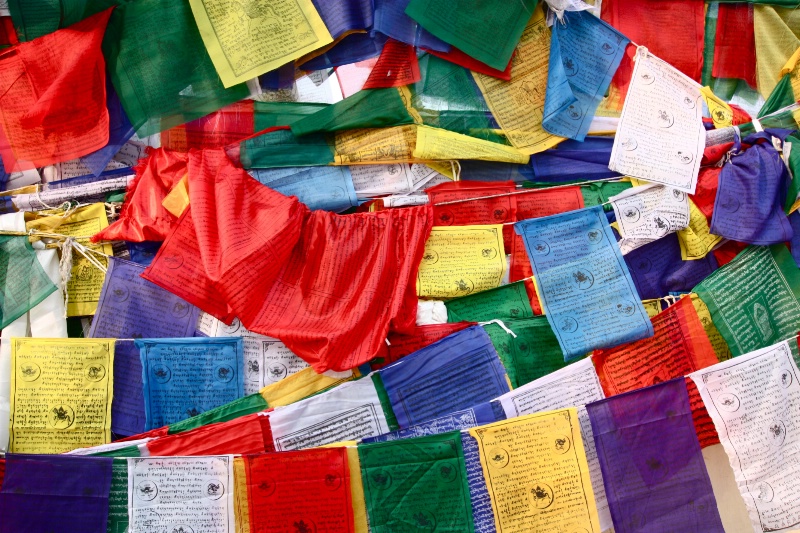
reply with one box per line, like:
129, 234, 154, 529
141, 149, 432, 372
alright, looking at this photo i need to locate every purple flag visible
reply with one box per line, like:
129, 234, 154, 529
710, 130, 794, 245
0, 454, 113, 533
586, 378, 724, 532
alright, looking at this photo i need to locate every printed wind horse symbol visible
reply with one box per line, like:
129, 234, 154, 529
324, 474, 337, 486
454, 279, 470, 291
554, 438, 567, 451
531, 485, 550, 503
440, 465, 452, 478
653, 216, 667, 230
372, 472, 390, 487
413, 512, 433, 528
572, 270, 590, 286
51, 406, 72, 426
87, 366, 103, 379
207, 483, 221, 496
217, 367, 231, 380
294, 521, 313, 533
481, 248, 494, 258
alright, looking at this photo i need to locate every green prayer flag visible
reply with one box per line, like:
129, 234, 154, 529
359, 431, 475, 533
405, 0, 538, 71
90, 445, 141, 457
102, 0, 250, 137
240, 102, 335, 168
445, 280, 535, 323
410, 54, 506, 144
0, 236, 58, 330
290, 89, 414, 137
106, 460, 128, 533
483, 316, 573, 389
759, 74, 796, 118
579, 181, 632, 206
9, 0, 117, 41
166, 393, 268, 435
371, 374, 400, 431
694, 245, 800, 363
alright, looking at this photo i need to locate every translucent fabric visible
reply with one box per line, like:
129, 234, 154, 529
0, 236, 57, 330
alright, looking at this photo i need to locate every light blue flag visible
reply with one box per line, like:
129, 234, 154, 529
542, 10, 629, 141
248, 166, 358, 212
515, 206, 653, 360
136, 337, 245, 430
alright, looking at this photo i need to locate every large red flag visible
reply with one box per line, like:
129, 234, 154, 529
0, 8, 112, 170
142, 149, 433, 372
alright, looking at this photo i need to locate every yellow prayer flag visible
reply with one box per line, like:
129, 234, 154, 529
417, 225, 507, 298
162, 174, 190, 218
413, 125, 530, 164
26, 203, 113, 316
468, 408, 601, 533
754, 6, 800, 99
700, 87, 734, 128
334, 125, 417, 165
690, 293, 732, 362
260, 367, 356, 407
642, 298, 663, 318
187, 0, 333, 88
233, 457, 251, 533
471, 5, 564, 154
9, 338, 115, 453
676, 199, 724, 260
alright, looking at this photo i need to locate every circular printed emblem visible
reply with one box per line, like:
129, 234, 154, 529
170, 301, 191, 319
621, 138, 638, 151
586, 229, 603, 244
453, 278, 474, 295
480, 247, 498, 260
48, 404, 75, 430
437, 210, 455, 226
553, 435, 571, 455
778, 368, 794, 389
422, 250, 439, 265
324, 473, 342, 491
683, 96, 696, 109
676, 151, 694, 165
719, 195, 740, 213
163, 254, 183, 269
567, 104, 582, 120
136, 480, 158, 501
755, 481, 775, 503
185, 407, 202, 418
656, 109, 674, 128
215, 364, 235, 383
672, 189, 686, 202
110, 284, 129, 302
408, 510, 436, 531
531, 240, 550, 255
85, 364, 106, 382
644, 455, 669, 483
205, 480, 224, 500
152, 364, 172, 384
488, 447, 510, 469
571, 269, 594, 290
387, 165, 400, 175
563, 57, 578, 77
330, 187, 345, 200
290, 519, 316, 533
529, 482, 555, 510
492, 207, 509, 221
169, 525, 194, 533
370, 470, 392, 489
600, 42, 615, 55
636, 257, 652, 273
640, 70, 655, 85
768, 420, 787, 448
438, 463, 458, 482
716, 393, 741, 413
257, 478, 276, 496
222, 318, 242, 335
19, 362, 41, 382
267, 363, 288, 382
558, 316, 579, 333
648, 215, 671, 237
622, 206, 641, 223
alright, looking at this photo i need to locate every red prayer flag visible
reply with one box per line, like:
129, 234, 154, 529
244, 448, 354, 533
592, 297, 721, 447
146, 414, 273, 456
0, 8, 112, 171
713, 4, 757, 88
161, 100, 255, 152
362, 38, 421, 89
427, 180, 517, 227
141, 149, 433, 372
602, 0, 704, 82
425, 46, 514, 81
92, 148, 188, 243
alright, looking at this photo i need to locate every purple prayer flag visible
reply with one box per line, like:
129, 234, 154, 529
300, 32, 387, 70
310, 0, 373, 39
624, 233, 718, 300
374, 0, 451, 52
0, 454, 113, 533
710, 131, 794, 245
89, 257, 200, 436
586, 378, 724, 533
